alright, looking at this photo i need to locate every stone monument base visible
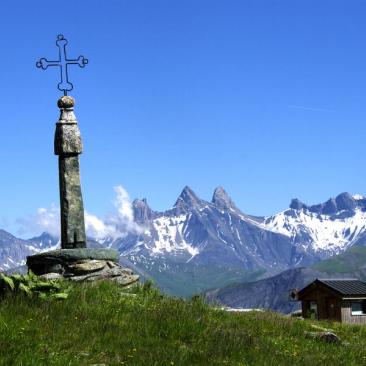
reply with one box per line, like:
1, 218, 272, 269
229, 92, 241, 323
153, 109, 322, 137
26, 249, 139, 286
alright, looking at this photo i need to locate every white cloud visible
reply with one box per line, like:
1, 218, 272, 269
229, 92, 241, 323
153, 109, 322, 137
16, 185, 143, 240
106, 185, 143, 236
16, 204, 60, 237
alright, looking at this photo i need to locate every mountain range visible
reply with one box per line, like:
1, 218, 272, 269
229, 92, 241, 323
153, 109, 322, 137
1, 187, 366, 298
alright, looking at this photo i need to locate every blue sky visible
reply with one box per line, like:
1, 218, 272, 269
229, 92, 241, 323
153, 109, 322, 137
1, 1, 366, 236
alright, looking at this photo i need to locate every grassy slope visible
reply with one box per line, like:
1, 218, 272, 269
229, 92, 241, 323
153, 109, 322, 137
1, 282, 366, 365
312, 246, 366, 275
147, 263, 264, 298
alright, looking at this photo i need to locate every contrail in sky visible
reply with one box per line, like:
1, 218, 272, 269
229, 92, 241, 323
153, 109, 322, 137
288, 105, 335, 113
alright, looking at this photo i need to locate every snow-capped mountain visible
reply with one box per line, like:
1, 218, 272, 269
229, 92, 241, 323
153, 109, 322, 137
112, 186, 306, 272
0, 231, 59, 271
108, 189, 366, 295
119, 189, 366, 268
2, 188, 366, 296
262, 192, 366, 256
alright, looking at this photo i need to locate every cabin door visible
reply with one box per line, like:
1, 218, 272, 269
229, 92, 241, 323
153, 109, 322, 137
326, 298, 337, 320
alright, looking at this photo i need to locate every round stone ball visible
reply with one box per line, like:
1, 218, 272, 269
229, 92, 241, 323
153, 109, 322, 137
57, 96, 75, 109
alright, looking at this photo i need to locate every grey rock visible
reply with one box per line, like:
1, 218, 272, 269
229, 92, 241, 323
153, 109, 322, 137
323, 198, 338, 215
47, 263, 63, 273
68, 273, 95, 281
212, 186, 243, 214
69, 264, 139, 286
111, 275, 139, 286
106, 261, 117, 268
212, 187, 236, 210
26, 247, 139, 287
28, 232, 59, 250
335, 192, 356, 211
173, 186, 205, 214
28, 248, 119, 263
103, 267, 124, 277
26, 249, 119, 275
305, 331, 341, 344
289, 309, 303, 318
103, 266, 133, 277
39, 272, 63, 280
290, 198, 307, 210
132, 198, 156, 224
301, 192, 359, 216
67, 260, 106, 274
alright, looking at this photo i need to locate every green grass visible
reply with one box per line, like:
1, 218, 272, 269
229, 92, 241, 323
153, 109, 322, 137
1, 281, 366, 366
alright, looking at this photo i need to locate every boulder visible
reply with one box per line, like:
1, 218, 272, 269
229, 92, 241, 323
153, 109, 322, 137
67, 260, 106, 274
39, 273, 63, 281
305, 331, 341, 344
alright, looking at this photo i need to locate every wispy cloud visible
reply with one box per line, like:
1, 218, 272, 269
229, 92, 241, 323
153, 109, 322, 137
16, 185, 143, 240
288, 105, 334, 113
85, 185, 143, 240
16, 204, 60, 237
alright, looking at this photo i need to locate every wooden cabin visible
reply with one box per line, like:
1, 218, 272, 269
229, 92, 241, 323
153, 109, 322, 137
297, 279, 366, 324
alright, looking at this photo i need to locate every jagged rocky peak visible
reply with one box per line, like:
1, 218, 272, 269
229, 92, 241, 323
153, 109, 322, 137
289, 198, 307, 210
322, 198, 338, 215
335, 192, 356, 211
309, 192, 357, 214
28, 231, 59, 242
212, 186, 238, 211
133, 198, 154, 224
173, 186, 204, 213
29, 231, 58, 241
28, 232, 60, 249
289, 192, 362, 215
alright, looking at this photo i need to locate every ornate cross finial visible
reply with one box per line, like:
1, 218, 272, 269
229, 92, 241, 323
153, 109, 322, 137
36, 34, 88, 96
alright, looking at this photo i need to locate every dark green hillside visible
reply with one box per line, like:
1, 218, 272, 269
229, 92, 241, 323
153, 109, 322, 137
146, 262, 264, 297
312, 246, 366, 276
1, 281, 366, 365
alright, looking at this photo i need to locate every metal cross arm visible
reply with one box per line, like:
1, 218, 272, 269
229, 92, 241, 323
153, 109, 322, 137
36, 34, 88, 95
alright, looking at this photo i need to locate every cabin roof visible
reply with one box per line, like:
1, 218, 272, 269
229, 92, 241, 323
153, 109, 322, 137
298, 279, 366, 297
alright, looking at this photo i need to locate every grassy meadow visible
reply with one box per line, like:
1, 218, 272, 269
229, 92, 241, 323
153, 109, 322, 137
0, 281, 365, 366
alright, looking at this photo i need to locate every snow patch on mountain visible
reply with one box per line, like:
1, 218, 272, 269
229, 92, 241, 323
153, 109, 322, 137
148, 214, 199, 257
263, 207, 366, 253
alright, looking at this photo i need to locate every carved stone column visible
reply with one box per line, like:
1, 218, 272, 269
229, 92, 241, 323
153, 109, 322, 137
54, 96, 86, 249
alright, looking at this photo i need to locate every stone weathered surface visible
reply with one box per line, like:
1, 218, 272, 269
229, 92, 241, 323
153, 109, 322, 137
39, 272, 63, 281
305, 331, 341, 344
27, 248, 120, 274
26, 249, 139, 287
55, 96, 86, 249
67, 260, 106, 274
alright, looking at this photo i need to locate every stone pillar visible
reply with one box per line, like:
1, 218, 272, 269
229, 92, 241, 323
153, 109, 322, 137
54, 96, 86, 249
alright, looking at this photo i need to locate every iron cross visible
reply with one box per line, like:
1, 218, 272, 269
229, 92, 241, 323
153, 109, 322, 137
36, 34, 88, 95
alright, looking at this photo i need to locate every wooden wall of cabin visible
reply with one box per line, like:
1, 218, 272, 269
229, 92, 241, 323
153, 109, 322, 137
341, 301, 366, 324
300, 286, 341, 321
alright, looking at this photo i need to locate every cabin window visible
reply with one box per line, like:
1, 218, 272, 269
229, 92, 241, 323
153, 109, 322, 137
309, 301, 318, 319
351, 300, 366, 315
